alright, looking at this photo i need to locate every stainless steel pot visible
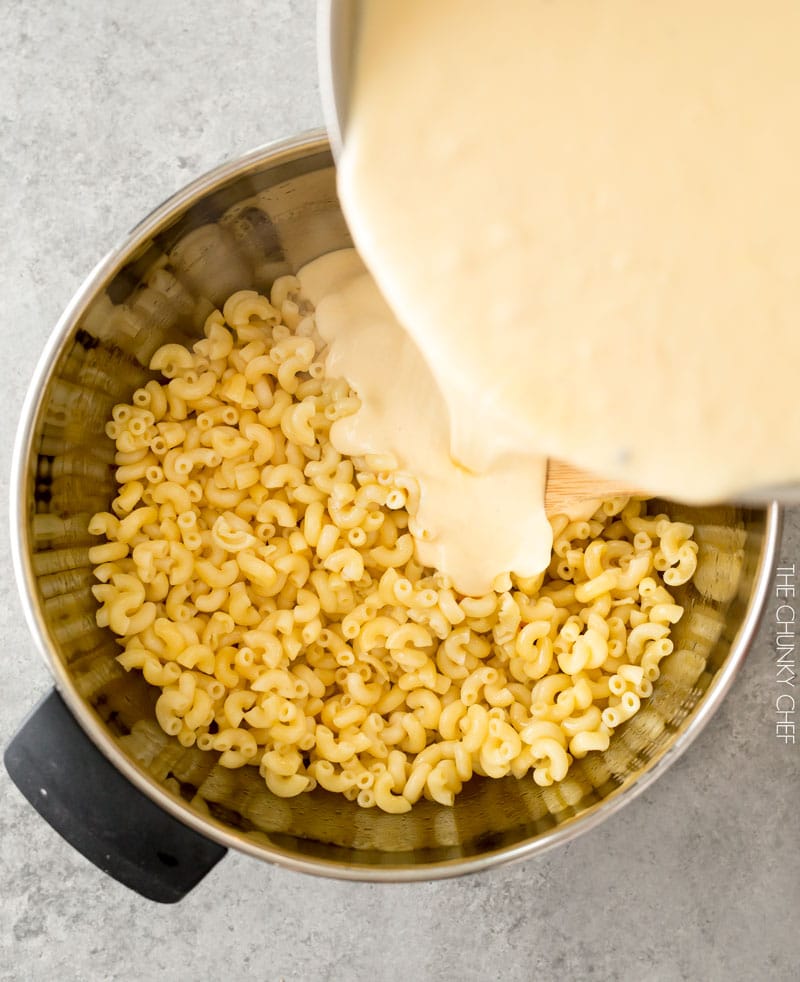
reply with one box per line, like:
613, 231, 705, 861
6, 131, 780, 901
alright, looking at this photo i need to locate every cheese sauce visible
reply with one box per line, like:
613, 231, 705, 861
336, 0, 800, 503
298, 250, 554, 596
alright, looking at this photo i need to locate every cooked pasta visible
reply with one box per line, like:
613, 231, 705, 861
90, 281, 697, 812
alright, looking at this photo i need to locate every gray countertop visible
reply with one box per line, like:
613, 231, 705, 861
1, 3, 798, 980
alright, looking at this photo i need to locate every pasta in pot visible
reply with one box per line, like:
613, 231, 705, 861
89, 278, 698, 813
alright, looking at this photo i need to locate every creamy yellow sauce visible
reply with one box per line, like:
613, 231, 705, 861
337, 0, 800, 505
298, 250, 556, 596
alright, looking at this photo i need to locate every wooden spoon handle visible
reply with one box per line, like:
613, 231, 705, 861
545, 459, 645, 516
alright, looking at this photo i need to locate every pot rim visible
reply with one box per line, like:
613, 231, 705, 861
9, 129, 783, 881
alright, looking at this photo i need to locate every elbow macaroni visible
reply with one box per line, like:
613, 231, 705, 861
91, 287, 696, 812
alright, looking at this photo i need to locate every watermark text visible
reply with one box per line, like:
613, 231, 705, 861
775, 565, 796, 743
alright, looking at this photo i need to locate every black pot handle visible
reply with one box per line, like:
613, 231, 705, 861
3, 689, 227, 903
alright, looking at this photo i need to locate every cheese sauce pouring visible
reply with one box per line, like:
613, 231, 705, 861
336, 0, 800, 500
315, 0, 800, 591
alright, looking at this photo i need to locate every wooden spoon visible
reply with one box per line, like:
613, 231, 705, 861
545, 459, 645, 516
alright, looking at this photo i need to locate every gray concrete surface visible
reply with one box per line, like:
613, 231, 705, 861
1, 2, 798, 980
